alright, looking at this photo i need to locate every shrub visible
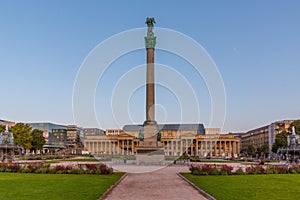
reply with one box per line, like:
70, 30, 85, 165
220, 165, 234, 175
26, 162, 43, 173
275, 166, 289, 174
235, 168, 245, 175
21, 168, 32, 173
84, 163, 113, 175
246, 165, 265, 175
265, 165, 275, 174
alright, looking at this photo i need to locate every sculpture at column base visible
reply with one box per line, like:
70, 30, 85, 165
136, 126, 164, 165
136, 122, 164, 165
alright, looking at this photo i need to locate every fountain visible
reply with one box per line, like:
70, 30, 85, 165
278, 126, 300, 163
0, 125, 20, 162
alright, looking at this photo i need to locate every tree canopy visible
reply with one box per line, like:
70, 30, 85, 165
10, 123, 33, 150
0, 124, 5, 133
31, 129, 46, 152
272, 131, 288, 153
247, 144, 255, 156
259, 143, 269, 155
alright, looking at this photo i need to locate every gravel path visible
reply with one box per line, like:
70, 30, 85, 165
102, 165, 208, 200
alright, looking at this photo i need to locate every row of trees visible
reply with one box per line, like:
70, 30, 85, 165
0, 123, 46, 153
247, 143, 269, 157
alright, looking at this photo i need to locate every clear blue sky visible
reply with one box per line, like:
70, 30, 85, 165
1, 0, 300, 132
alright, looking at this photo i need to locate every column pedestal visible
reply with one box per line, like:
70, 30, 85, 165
136, 121, 164, 165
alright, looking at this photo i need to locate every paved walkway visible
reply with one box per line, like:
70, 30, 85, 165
102, 165, 207, 200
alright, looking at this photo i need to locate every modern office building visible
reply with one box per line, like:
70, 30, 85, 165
66, 125, 84, 148
27, 122, 67, 153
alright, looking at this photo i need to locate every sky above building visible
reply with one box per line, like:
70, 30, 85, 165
1, 0, 300, 132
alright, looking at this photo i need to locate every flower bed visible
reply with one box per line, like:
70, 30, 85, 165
189, 164, 300, 175
0, 162, 113, 175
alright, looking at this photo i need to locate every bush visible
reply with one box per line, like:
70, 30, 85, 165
21, 168, 32, 173
189, 164, 233, 175
235, 168, 245, 175
25, 162, 43, 173
203, 165, 219, 175
246, 165, 265, 175
220, 165, 234, 175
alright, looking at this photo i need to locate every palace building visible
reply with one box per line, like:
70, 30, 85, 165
84, 123, 240, 157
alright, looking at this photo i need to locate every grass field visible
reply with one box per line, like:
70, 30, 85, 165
0, 172, 124, 200
182, 173, 300, 200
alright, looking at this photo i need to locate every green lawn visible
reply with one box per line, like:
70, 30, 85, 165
182, 173, 300, 200
0, 173, 124, 200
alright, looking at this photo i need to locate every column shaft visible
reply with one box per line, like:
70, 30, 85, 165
146, 48, 155, 121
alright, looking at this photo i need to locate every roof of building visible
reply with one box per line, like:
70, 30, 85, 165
27, 122, 67, 131
123, 123, 205, 134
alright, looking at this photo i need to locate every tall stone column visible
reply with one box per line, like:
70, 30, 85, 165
136, 18, 164, 164
146, 47, 155, 122
142, 17, 158, 144
145, 18, 156, 124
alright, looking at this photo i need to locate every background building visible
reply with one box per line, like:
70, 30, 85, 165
67, 125, 84, 154
27, 122, 67, 153
106, 129, 122, 136
83, 128, 105, 136
241, 120, 293, 155
0, 119, 15, 127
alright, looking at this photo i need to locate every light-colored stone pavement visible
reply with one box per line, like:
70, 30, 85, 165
102, 165, 208, 200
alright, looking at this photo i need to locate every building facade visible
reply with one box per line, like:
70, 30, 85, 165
0, 119, 15, 127
84, 124, 240, 157
83, 128, 105, 136
241, 120, 293, 154
27, 122, 67, 153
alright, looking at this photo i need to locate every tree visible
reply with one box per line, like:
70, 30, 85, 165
0, 124, 5, 133
272, 131, 288, 153
261, 144, 269, 153
247, 144, 255, 157
259, 143, 269, 158
11, 123, 33, 150
31, 129, 46, 153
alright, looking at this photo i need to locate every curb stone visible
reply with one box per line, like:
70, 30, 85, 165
98, 173, 127, 200
177, 173, 216, 200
